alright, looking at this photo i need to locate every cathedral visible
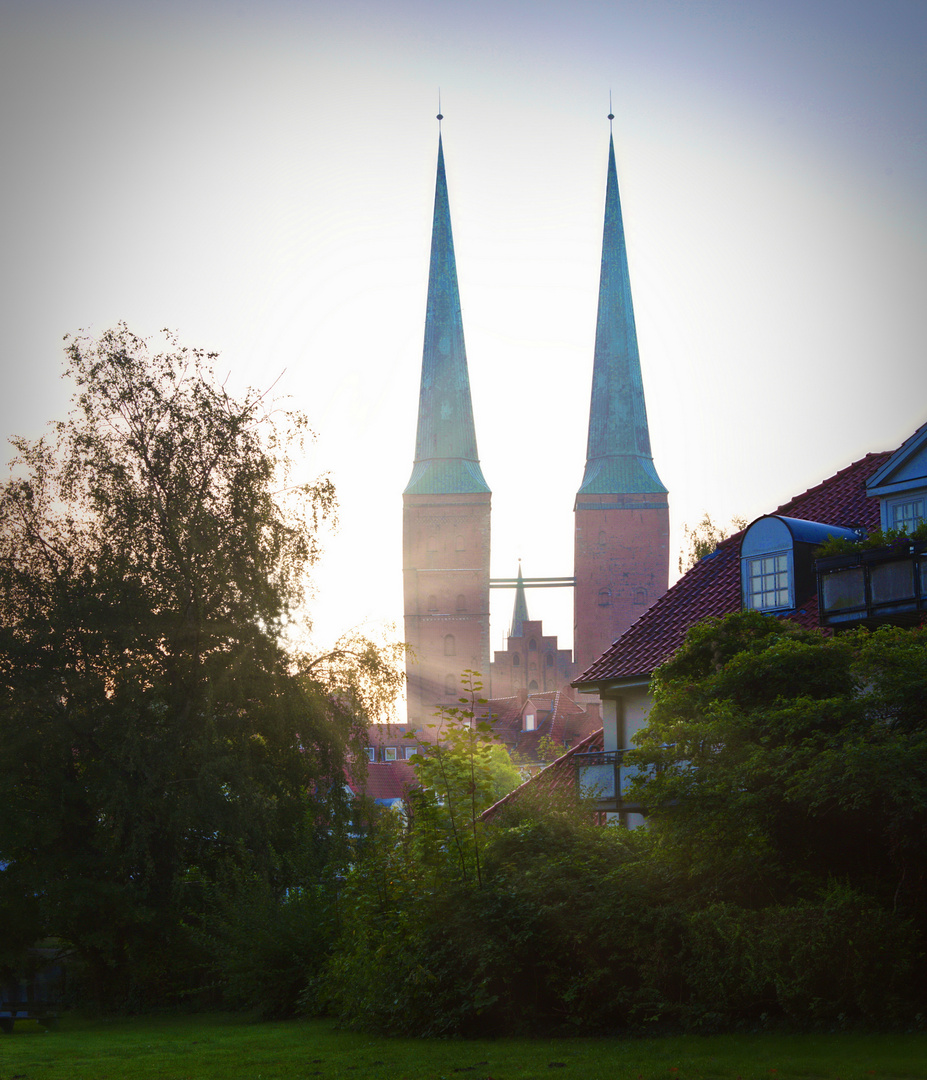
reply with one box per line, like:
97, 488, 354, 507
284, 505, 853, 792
402, 117, 669, 734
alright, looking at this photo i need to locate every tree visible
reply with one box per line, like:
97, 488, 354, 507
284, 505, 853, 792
406, 672, 522, 888
0, 325, 387, 1005
629, 611, 927, 917
678, 513, 746, 574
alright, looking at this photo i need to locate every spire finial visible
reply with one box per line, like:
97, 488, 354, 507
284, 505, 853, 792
608, 89, 614, 130
437, 89, 443, 127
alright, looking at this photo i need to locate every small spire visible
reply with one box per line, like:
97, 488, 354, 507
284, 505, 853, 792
509, 560, 530, 638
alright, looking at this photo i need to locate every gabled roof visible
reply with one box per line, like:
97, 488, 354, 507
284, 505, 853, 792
576, 449, 892, 686
865, 419, 927, 498
346, 760, 417, 805
486, 690, 599, 757
481, 728, 604, 822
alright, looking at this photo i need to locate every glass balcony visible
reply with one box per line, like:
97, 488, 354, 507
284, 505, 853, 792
573, 749, 648, 812
817, 541, 927, 628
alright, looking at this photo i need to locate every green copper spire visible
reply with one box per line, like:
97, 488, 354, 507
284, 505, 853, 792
404, 130, 490, 496
509, 561, 529, 637
577, 131, 666, 496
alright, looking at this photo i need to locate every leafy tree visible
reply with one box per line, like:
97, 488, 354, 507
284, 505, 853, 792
629, 611, 927, 917
678, 513, 746, 574
407, 672, 521, 887
0, 325, 390, 1006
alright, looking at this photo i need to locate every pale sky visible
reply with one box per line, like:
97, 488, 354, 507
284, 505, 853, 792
2, 0, 926, 655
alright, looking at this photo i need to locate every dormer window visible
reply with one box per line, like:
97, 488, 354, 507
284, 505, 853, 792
524, 709, 536, 731
741, 518, 794, 612
742, 516, 860, 614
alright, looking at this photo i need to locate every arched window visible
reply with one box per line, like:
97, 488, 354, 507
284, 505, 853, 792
444, 634, 455, 656
512, 654, 520, 667
634, 588, 647, 606
545, 652, 554, 667
456, 594, 466, 612
528, 638, 537, 651
445, 674, 456, 696
598, 529, 607, 545
528, 680, 539, 693
427, 594, 438, 612
597, 588, 612, 607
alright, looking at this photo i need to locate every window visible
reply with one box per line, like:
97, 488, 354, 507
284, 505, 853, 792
512, 653, 520, 666
528, 679, 539, 693
403, 744, 418, 759
745, 552, 790, 611
383, 747, 397, 762
444, 674, 456, 696
444, 634, 455, 656
524, 710, 536, 731
746, 515, 861, 616
456, 593, 466, 612
634, 588, 647, 606
365, 747, 376, 762
597, 588, 612, 607
741, 516, 796, 613
545, 652, 554, 667
528, 638, 537, 651
888, 495, 926, 534
427, 594, 438, 612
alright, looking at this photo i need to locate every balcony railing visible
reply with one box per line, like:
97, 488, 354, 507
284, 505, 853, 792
572, 749, 648, 813
816, 540, 927, 629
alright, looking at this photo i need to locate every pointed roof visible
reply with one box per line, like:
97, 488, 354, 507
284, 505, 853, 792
404, 131, 490, 496
509, 561, 530, 637
577, 131, 666, 497
865, 418, 927, 497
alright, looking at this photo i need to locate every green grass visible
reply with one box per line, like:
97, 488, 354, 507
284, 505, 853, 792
2, 1013, 926, 1080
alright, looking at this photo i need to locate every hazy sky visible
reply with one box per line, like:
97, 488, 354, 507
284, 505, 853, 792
3, 0, 926, 654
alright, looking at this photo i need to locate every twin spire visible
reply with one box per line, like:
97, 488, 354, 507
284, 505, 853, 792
404, 131, 489, 496
578, 131, 666, 496
406, 116, 662, 500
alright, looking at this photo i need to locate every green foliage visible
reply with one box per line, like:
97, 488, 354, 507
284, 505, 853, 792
405, 672, 521, 888
683, 882, 916, 1027
0, 326, 397, 1009
815, 521, 927, 558
328, 617, 927, 1037
630, 612, 927, 916
678, 513, 746, 574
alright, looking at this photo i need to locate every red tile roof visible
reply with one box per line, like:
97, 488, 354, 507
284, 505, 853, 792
346, 760, 417, 802
485, 690, 599, 757
481, 728, 604, 821
576, 450, 892, 685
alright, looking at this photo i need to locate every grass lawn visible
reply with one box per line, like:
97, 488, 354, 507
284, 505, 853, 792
1, 1013, 925, 1080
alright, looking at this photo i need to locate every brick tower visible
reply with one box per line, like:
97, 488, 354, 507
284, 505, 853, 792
573, 123, 669, 675
403, 122, 491, 729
